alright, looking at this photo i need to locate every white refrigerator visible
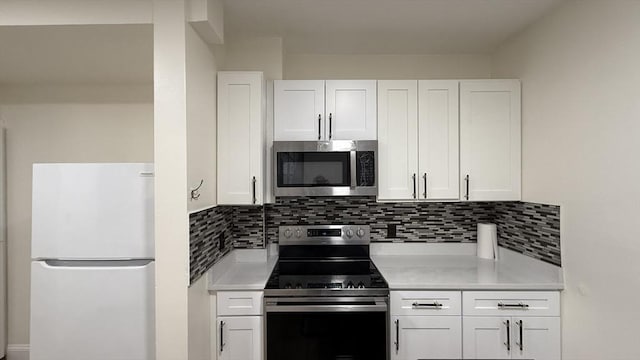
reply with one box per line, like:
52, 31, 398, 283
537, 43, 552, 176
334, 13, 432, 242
30, 163, 155, 360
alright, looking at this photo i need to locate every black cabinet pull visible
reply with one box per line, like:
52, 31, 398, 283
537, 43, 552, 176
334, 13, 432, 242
317, 114, 322, 140
220, 320, 225, 352
252, 176, 257, 204
329, 113, 333, 139
423, 173, 427, 199
412, 174, 417, 199
394, 319, 400, 354
518, 319, 523, 351
464, 174, 470, 200
504, 319, 511, 351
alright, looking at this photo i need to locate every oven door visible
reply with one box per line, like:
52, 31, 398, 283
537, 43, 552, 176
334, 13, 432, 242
265, 296, 389, 360
273, 141, 377, 197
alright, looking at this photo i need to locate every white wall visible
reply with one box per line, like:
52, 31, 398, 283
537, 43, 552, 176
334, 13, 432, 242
186, 22, 217, 360
217, 36, 284, 80
187, 24, 218, 212
284, 54, 492, 79
0, 86, 153, 352
491, 1, 640, 359
188, 275, 211, 360
152, 0, 190, 358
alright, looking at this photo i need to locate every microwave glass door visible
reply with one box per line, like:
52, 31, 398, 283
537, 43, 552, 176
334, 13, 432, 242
277, 152, 351, 187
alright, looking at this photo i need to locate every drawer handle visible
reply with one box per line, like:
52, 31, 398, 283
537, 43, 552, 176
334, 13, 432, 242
498, 302, 529, 310
412, 301, 443, 309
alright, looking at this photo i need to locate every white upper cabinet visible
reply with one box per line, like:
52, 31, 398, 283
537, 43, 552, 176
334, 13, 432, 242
378, 80, 460, 201
325, 80, 377, 140
377, 80, 418, 200
274, 80, 377, 141
460, 80, 521, 201
418, 80, 460, 200
217, 71, 264, 205
273, 80, 325, 141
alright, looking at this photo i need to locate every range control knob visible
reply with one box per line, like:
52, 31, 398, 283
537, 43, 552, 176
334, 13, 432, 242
284, 283, 292, 289
346, 282, 355, 289
283, 228, 293, 238
345, 229, 354, 238
356, 228, 366, 237
295, 228, 303, 238
295, 283, 303, 289
357, 282, 365, 289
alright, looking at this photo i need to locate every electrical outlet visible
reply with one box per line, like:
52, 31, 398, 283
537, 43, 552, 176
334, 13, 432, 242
218, 231, 226, 251
387, 224, 397, 238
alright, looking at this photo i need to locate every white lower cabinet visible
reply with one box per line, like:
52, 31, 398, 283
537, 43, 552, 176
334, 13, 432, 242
215, 291, 263, 360
392, 315, 462, 360
390, 290, 561, 360
463, 316, 560, 360
512, 317, 561, 360
463, 316, 512, 359
462, 291, 561, 360
218, 316, 263, 360
391, 291, 462, 360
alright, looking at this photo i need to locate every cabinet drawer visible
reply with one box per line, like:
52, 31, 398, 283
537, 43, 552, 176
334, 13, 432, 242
463, 291, 560, 317
391, 291, 461, 316
217, 291, 263, 316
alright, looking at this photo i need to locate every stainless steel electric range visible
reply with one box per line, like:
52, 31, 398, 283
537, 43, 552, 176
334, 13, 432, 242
264, 225, 389, 360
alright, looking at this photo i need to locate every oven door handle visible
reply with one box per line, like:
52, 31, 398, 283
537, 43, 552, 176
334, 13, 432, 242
265, 299, 388, 313
266, 304, 388, 312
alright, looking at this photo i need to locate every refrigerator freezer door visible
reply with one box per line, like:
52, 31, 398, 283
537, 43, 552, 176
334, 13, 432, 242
30, 260, 155, 360
32, 163, 154, 259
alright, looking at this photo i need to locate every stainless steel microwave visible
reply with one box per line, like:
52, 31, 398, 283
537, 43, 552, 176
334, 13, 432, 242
273, 140, 377, 197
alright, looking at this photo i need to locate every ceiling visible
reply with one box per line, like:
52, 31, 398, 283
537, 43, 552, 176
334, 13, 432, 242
224, 0, 565, 54
0, 24, 152, 85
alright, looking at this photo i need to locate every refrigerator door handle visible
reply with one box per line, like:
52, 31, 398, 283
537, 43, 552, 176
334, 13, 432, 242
42, 259, 154, 267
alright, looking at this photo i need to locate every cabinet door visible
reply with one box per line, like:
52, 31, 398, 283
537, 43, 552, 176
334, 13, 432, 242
218, 316, 263, 360
392, 316, 462, 360
218, 72, 264, 205
511, 317, 561, 360
326, 80, 377, 140
463, 317, 511, 359
377, 80, 418, 200
274, 80, 325, 141
460, 80, 521, 201
418, 80, 460, 200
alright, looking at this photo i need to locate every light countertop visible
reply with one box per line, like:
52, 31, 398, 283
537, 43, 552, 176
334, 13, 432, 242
208, 243, 564, 292
208, 247, 278, 291
370, 243, 564, 290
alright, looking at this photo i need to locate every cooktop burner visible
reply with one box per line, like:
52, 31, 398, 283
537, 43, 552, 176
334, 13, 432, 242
264, 225, 389, 297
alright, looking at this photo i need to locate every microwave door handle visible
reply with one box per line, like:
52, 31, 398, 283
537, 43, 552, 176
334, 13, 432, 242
350, 150, 357, 189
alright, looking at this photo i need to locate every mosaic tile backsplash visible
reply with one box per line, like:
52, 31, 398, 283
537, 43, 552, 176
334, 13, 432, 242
189, 206, 233, 284
264, 197, 496, 243
494, 202, 561, 266
190, 197, 561, 283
